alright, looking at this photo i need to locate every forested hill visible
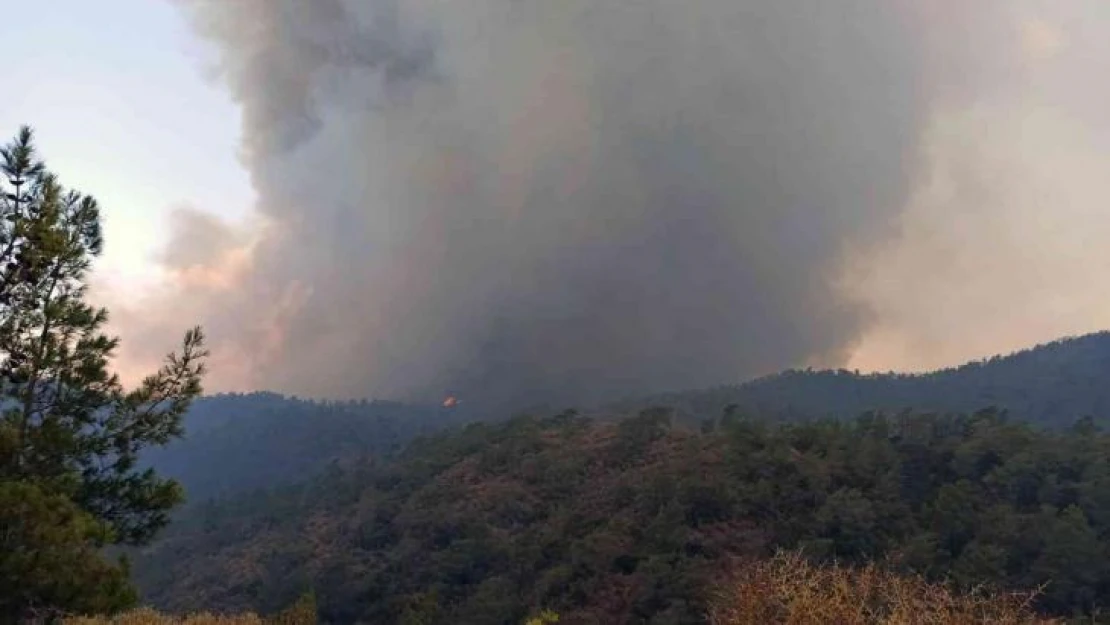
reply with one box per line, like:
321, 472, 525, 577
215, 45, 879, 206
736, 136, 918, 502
148, 332, 1110, 502
129, 334, 1110, 622
621, 332, 1110, 428
133, 409, 1110, 623
142, 393, 465, 502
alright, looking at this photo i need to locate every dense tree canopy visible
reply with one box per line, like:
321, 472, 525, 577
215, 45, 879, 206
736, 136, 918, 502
0, 127, 206, 620
134, 406, 1110, 623
137, 332, 1110, 509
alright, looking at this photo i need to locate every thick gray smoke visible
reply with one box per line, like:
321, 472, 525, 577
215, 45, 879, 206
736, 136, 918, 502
149, 0, 929, 409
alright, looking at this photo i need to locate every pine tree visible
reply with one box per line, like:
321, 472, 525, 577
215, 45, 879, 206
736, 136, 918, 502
0, 127, 207, 620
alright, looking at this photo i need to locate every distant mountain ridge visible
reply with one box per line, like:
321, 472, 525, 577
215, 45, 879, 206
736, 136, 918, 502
147, 331, 1110, 502
142, 393, 464, 502
621, 331, 1110, 427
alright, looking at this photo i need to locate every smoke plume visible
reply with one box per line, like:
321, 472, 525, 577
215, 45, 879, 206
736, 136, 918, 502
111, 0, 1109, 409
845, 0, 1110, 372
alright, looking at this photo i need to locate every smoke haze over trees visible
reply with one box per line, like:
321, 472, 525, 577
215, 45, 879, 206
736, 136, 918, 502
107, 0, 1110, 409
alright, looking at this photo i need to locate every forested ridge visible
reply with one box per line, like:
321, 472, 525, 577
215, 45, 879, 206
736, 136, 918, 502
133, 407, 1110, 623
620, 332, 1110, 427
145, 332, 1110, 505
119, 331, 1110, 623
142, 393, 461, 503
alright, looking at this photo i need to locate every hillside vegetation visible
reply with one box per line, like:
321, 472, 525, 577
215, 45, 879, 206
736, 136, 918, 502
710, 551, 1052, 625
146, 333, 1110, 504
65, 592, 316, 625
139, 395, 468, 503
623, 333, 1110, 427
66, 614, 268, 625
142, 393, 459, 502
132, 407, 1110, 623
69, 554, 1054, 625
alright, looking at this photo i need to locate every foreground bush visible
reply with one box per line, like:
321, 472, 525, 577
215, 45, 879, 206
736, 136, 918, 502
65, 609, 264, 625
709, 551, 1054, 625
65, 593, 316, 625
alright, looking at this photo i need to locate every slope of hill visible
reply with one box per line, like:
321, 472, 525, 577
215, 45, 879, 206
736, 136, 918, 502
81, 554, 1057, 625
148, 332, 1110, 504
141, 393, 465, 503
622, 332, 1110, 427
132, 408, 1109, 623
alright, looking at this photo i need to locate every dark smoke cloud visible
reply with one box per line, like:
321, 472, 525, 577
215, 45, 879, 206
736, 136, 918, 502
132, 0, 930, 409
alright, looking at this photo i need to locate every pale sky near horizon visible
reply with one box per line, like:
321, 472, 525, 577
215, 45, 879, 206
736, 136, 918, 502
0, 0, 251, 288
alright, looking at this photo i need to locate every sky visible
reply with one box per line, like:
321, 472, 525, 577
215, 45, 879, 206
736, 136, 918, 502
0, 0, 252, 288
2, 1, 1110, 399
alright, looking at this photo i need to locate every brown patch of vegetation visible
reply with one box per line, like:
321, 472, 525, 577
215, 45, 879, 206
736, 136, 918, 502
66, 592, 317, 625
709, 551, 1055, 625
65, 608, 265, 625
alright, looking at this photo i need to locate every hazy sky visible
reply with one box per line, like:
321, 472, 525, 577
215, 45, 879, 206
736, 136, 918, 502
0, 0, 251, 288
3, 1, 1110, 399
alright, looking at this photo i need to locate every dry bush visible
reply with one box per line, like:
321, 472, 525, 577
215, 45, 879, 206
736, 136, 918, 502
64, 608, 265, 625
709, 551, 1057, 625
65, 591, 316, 625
